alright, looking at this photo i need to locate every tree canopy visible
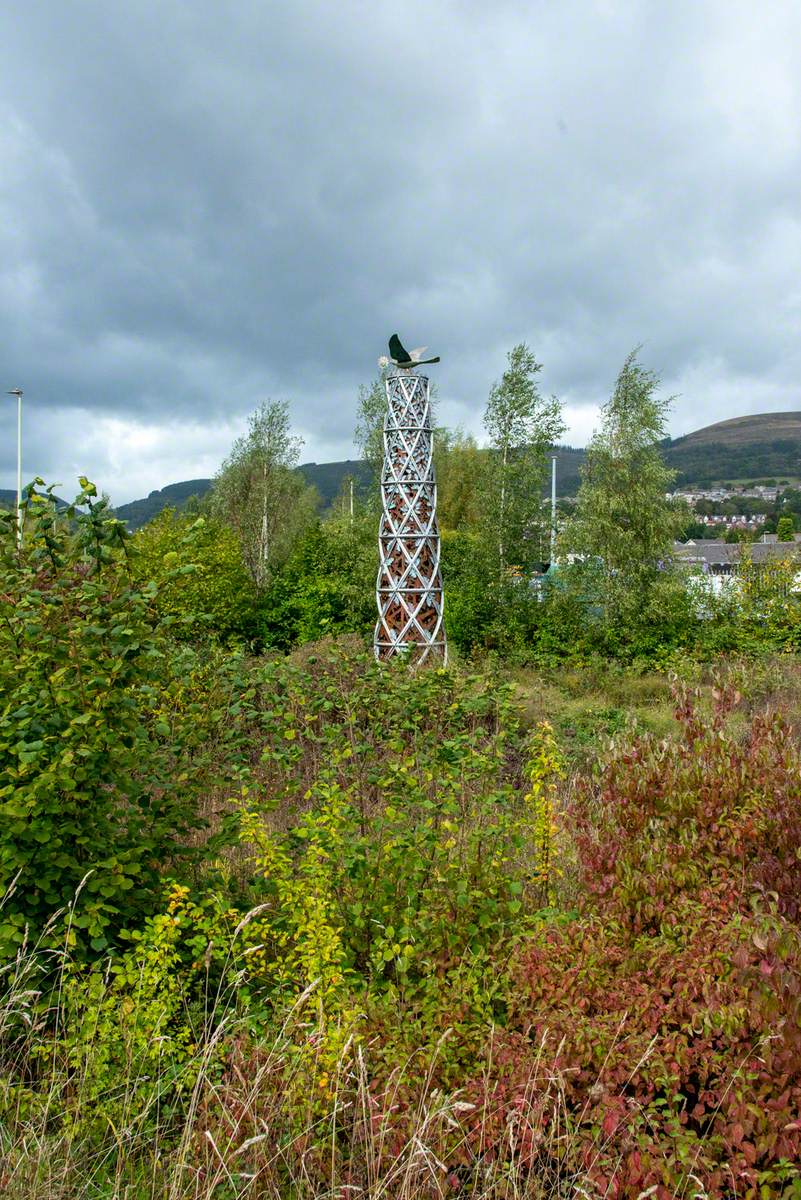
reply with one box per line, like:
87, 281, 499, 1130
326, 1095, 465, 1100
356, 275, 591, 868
211, 400, 318, 589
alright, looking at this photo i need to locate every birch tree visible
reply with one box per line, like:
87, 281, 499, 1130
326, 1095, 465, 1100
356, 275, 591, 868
483, 343, 564, 576
563, 349, 686, 634
354, 371, 389, 498
565, 349, 682, 578
212, 400, 317, 589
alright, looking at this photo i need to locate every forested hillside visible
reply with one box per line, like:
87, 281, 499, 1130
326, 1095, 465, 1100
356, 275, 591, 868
0, 488, 66, 511
112, 460, 375, 529
664, 411, 801, 485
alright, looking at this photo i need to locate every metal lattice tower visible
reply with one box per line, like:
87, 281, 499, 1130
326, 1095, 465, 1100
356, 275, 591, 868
374, 373, 447, 664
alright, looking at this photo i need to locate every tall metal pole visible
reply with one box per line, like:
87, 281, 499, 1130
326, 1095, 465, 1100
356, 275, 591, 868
550, 454, 557, 565
7, 389, 23, 548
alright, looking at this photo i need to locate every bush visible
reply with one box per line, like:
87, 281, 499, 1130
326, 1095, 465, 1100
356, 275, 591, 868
0, 482, 244, 959
459, 687, 801, 1195
240, 646, 560, 997
131, 507, 259, 643
441, 530, 499, 651
6, 635, 801, 1197
259, 517, 376, 648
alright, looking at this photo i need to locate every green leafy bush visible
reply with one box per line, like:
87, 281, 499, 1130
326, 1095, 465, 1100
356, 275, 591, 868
0, 482, 243, 958
131, 507, 260, 643
241, 646, 560, 996
7, 635, 801, 1197
259, 517, 376, 648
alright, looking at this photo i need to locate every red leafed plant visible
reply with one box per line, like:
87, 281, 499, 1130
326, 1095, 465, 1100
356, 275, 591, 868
459, 685, 801, 1197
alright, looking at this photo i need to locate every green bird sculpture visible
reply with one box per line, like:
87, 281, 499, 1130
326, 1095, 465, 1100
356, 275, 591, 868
379, 334, 440, 370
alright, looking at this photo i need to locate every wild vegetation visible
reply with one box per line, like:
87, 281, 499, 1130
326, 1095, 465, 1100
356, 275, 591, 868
3, 349, 801, 1197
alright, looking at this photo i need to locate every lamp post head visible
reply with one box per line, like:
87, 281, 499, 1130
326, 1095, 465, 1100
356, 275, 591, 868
7, 389, 23, 397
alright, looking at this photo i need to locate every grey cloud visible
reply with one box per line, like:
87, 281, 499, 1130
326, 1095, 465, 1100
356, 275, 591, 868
1, 1, 801, 501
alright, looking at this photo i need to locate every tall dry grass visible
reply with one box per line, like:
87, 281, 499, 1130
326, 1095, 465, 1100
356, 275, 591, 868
0, 905, 685, 1200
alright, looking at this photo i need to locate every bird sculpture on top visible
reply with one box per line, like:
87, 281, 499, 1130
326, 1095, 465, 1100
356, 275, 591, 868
378, 333, 440, 371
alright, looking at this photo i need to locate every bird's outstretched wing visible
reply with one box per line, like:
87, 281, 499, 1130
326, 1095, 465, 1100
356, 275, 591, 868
389, 333, 412, 364
409, 346, 427, 361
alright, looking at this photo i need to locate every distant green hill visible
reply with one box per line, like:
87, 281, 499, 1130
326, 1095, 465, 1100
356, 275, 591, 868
112, 480, 214, 530
110, 413, 801, 531
298, 459, 374, 506
0, 488, 67, 513
548, 446, 585, 495
112, 461, 375, 530
663, 412, 801, 486
669, 411, 801, 447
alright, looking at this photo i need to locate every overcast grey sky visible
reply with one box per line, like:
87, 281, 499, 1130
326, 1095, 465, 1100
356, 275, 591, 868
2, 1, 801, 503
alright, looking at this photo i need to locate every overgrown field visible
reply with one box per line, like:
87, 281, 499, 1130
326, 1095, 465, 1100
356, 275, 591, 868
3, 489, 801, 1198
4, 634, 801, 1197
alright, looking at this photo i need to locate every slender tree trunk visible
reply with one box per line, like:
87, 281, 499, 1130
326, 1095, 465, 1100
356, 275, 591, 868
258, 461, 269, 589
498, 443, 508, 574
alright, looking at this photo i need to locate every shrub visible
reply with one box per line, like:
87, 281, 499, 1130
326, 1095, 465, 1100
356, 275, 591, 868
241, 647, 561, 996
0, 482, 243, 959
131, 507, 260, 643
441, 530, 499, 651
459, 687, 801, 1196
259, 517, 376, 648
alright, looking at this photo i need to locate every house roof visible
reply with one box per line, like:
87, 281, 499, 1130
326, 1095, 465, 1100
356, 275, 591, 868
674, 540, 801, 567
750, 542, 801, 562
675, 541, 740, 566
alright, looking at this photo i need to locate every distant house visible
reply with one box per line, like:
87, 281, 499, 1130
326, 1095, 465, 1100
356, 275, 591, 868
674, 540, 741, 574
674, 537, 801, 598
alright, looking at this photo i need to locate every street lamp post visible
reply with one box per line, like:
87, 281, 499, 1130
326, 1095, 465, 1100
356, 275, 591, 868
7, 389, 23, 548
550, 454, 557, 564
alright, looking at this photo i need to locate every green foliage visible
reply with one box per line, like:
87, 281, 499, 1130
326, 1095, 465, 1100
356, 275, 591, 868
736, 548, 801, 650
53, 892, 201, 1134
131, 507, 259, 642
777, 513, 795, 541
553, 558, 698, 661
259, 515, 376, 647
6, 639, 801, 1197
212, 399, 318, 588
0, 481, 247, 959
241, 648, 557, 1000
434, 429, 487, 531
563, 350, 688, 651
353, 370, 389, 495
440, 530, 498, 651
482, 343, 564, 576
565, 350, 683, 576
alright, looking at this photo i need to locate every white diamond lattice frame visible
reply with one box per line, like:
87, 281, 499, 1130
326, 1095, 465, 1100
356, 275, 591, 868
374, 373, 447, 664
